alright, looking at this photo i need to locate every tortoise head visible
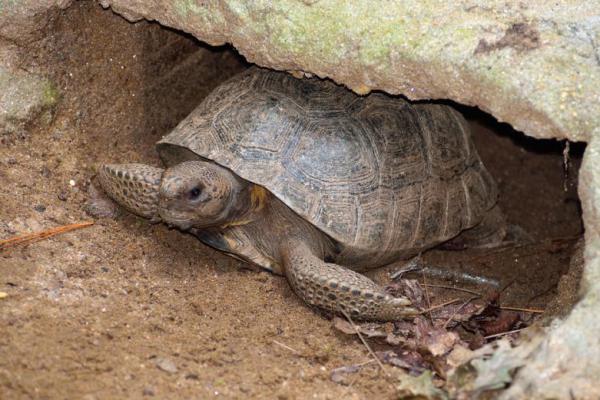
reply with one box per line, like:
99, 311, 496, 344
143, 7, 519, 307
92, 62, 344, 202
158, 161, 246, 230
97, 160, 248, 230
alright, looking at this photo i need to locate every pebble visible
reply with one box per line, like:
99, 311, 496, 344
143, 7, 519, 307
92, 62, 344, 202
155, 357, 178, 374
34, 204, 46, 213
142, 387, 155, 396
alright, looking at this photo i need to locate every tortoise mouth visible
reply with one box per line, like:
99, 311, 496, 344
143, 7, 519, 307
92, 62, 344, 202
157, 209, 195, 231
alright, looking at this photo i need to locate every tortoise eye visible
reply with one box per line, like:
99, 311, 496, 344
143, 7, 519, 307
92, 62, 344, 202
188, 186, 202, 200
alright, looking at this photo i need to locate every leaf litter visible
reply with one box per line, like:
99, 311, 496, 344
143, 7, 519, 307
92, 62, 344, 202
330, 278, 545, 398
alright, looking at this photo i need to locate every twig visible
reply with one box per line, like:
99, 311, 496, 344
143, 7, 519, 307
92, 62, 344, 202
499, 306, 545, 314
0, 221, 95, 250
442, 296, 477, 329
420, 283, 481, 297
420, 298, 461, 313
341, 310, 388, 376
273, 340, 301, 355
484, 327, 526, 340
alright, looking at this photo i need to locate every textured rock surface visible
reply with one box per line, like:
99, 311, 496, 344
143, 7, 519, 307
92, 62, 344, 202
0, 1, 65, 134
0, 0, 69, 43
98, 0, 600, 143
0, 67, 58, 137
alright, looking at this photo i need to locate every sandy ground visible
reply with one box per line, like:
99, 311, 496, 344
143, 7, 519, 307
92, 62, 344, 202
0, 2, 584, 399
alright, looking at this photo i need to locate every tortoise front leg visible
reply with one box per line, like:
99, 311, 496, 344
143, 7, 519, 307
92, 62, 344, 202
97, 163, 164, 222
282, 240, 418, 321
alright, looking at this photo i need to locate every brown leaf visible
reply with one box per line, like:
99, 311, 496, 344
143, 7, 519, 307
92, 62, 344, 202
432, 299, 486, 328
414, 316, 461, 357
479, 311, 521, 336
426, 331, 461, 357
332, 317, 387, 338
385, 331, 406, 346
377, 350, 427, 375
468, 332, 486, 350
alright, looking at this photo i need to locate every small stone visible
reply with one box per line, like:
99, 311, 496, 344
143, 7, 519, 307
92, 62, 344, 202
142, 387, 155, 396
185, 373, 199, 380
155, 357, 178, 374
239, 385, 250, 393
40, 166, 51, 178
0, 292, 8, 299
58, 191, 68, 201
69, 179, 76, 187
34, 204, 46, 213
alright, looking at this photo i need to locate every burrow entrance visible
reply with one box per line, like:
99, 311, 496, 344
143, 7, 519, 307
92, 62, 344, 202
0, 1, 585, 398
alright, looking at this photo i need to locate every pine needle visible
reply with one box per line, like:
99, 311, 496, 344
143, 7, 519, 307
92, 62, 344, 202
420, 298, 461, 313
0, 221, 94, 250
341, 310, 388, 376
499, 305, 545, 314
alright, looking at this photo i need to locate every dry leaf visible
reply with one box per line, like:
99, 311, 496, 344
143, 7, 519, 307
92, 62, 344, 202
377, 350, 427, 375
395, 370, 448, 400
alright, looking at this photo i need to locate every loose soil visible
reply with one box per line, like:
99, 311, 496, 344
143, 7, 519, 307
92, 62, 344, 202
0, 2, 584, 399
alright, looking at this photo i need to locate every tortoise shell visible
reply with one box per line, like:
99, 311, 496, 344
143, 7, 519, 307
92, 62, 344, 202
156, 68, 497, 267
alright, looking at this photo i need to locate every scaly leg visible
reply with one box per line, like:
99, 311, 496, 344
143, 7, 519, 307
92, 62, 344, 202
96, 163, 164, 222
282, 240, 418, 321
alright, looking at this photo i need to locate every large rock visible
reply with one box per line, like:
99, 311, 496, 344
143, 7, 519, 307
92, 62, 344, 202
0, 1, 65, 134
98, 0, 600, 143
0, 67, 58, 138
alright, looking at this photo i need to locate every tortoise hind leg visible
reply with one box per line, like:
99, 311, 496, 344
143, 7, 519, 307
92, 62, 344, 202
441, 205, 532, 250
281, 240, 418, 321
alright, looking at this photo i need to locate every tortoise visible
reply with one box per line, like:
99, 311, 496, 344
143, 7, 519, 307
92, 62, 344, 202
95, 67, 504, 321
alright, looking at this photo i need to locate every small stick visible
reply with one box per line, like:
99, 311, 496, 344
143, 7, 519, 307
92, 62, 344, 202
420, 283, 481, 297
0, 221, 95, 250
442, 296, 477, 329
484, 328, 526, 340
273, 340, 301, 355
420, 298, 461, 313
499, 306, 545, 314
341, 310, 387, 376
